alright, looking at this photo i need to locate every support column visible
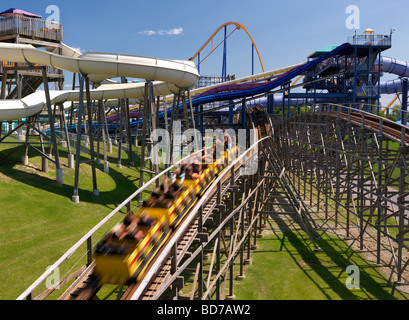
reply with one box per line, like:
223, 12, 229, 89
376, 131, 383, 265
401, 78, 408, 126
85, 77, 99, 196
198, 206, 204, 299
42, 67, 62, 186
139, 81, 159, 198
150, 82, 159, 184
72, 75, 85, 203
125, 96, 134, 166
237, 174, 246, 280
99, 100, 110, 173
226, 168, 237, 300
117, 99, 124, 168
397, 126, 407, 283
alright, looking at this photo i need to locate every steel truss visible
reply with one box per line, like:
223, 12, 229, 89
273, 104, 409, 284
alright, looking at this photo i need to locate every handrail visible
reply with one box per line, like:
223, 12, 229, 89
130, 136, 268, 300
0, 15, 63, 41
280, 101, 409, 130
282, 103, 409, 144
327, 103, 409, 130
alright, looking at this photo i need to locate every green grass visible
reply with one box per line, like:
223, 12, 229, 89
0, 136, 148, 300
233, 218, 408, 300
1, 135, 408, 301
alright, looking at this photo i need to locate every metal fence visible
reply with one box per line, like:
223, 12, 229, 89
196, 75, 235, 88
347, 34, 391, 47
0, 61, 62, 76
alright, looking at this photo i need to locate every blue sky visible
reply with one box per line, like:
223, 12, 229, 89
5, 0, 409, 103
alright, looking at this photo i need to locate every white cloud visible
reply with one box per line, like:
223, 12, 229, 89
71, 47, 83, 54
138, 27, 183, 36
138, 30, 156, 36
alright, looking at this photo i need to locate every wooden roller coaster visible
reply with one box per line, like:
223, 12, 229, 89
17, 104, 409, 300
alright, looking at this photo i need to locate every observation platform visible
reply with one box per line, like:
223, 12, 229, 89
0, 14, 62, 43
0, 11, 64, 98
300, 32, 392, 108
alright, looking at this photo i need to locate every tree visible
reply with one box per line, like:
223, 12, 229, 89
387, 104, 401, 121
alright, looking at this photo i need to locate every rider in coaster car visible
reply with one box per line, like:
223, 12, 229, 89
143, 192, 159, 207
162, 191, 175, 208
138, 211, 155, 228
185, 165, 200, 180
124, 211, 137, 227
175, 162, 187, 180
191, 163, 201, 179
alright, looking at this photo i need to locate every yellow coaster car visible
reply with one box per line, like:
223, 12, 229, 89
93, 214, 170, 285
93, 146, 238, 285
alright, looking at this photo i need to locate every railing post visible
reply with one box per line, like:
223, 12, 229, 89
42, 67, 62, 186
87, 236, 93, 267
401, 78, 408, 126
397, 126, 407, 283
198, 206, 204, 299
72, 74, 85, 203
216, 212, 221, 300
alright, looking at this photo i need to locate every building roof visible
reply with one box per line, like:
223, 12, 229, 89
0, 8, 42, 18
308, 44, 339, 59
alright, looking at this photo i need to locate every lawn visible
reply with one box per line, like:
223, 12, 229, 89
0, 135, 145, 299
1, 134, 408, 301
233, 217, 408, 300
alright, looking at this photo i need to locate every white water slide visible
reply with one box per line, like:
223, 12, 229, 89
0, 42, 200, 121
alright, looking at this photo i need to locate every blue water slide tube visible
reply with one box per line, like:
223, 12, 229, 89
67, 43, 352, 132
122, 43, 353, 129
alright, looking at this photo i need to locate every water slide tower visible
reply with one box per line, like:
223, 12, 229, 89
0, 8, 65, 184
0, 8, 64, 99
